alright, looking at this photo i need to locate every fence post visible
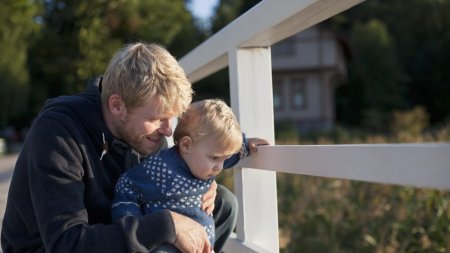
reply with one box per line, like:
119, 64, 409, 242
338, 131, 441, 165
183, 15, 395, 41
228, 47, 279, 252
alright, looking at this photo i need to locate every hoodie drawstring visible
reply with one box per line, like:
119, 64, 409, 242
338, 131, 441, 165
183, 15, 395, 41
100, 133, 108, 160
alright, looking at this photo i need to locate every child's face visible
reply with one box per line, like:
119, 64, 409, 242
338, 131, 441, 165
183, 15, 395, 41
182, 136, 236, 180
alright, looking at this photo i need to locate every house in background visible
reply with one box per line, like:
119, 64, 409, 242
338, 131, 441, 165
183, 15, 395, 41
271, 25, 347, 132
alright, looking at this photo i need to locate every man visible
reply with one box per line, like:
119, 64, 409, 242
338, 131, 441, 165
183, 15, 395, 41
1, 43, 237, 253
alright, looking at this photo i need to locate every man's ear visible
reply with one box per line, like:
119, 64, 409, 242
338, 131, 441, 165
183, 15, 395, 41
179, 136, 192, 154
108, 94, 127, 117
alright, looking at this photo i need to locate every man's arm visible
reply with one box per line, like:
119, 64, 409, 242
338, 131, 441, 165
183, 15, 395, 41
171, 212, 212, 253
25, 115, 175, 252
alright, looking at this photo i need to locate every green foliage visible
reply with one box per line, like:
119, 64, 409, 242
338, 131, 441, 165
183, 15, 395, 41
75, 1, 121, 87
26, 0, 197, 120
30, 1, 196, 124
334, 0, 450, 127
210, 0, 242, 33
0, 0, 41, 127
278, 176, 450, 253
274, 120, 300, 144
391, 106, 430, 141
336, 19, 406, 131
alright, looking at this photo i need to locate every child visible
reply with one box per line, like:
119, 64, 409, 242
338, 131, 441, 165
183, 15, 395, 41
111, 99, 268, 252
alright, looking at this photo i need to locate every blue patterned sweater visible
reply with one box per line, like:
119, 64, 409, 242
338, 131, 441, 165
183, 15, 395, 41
111, 139, 249, 245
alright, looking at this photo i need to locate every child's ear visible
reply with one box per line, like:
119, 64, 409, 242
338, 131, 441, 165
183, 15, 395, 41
179, 136, 192, 153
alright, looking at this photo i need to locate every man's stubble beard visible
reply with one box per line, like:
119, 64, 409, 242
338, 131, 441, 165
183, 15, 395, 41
118, 119, 144, 154
118, 118, 161, 156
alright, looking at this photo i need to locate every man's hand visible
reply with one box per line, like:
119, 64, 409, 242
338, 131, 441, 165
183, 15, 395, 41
171, 211, 212, 253
201, 180, 217, 215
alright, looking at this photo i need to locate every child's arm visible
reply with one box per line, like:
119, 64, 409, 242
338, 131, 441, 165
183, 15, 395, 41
223, 134, 269, 169
111, 174, 144, 220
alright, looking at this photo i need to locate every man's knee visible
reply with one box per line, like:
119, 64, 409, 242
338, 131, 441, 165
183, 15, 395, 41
149, 243, 180, 253
214, 184, 238, 219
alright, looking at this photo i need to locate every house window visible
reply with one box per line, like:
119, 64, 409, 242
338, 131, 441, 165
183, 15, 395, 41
289, 78, 306, 110
273, 78, 284, 111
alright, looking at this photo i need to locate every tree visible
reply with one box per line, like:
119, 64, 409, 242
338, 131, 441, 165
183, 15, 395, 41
0, 0, 41, 127
336, 19, 406, 130
334, 0, 450, 127
27, 0, 198, 120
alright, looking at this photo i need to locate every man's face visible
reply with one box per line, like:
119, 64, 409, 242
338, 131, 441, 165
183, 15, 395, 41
117, 96, 175, 156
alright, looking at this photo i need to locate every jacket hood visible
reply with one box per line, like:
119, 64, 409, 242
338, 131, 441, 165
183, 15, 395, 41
41, 77, 115, 150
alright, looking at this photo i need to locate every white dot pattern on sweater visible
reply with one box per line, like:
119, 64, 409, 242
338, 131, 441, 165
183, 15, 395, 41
114, 153, 215, 243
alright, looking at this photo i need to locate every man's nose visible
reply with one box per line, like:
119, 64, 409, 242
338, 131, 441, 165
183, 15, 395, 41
159, 119, 173, 137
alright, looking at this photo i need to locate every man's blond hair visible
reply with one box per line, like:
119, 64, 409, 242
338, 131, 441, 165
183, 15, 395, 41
102, 43, 193, 115
174, 99, 243, 152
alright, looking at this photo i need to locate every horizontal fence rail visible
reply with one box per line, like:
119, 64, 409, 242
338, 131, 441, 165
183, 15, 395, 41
176, 0, 450, 252
179, 0, 364, 83
240, 144, 450, 190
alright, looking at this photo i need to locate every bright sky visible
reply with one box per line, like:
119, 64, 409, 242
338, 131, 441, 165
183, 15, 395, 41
189, 0, 219, 21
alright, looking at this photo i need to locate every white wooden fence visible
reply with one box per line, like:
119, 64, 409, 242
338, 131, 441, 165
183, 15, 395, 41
179, 0, 450, 252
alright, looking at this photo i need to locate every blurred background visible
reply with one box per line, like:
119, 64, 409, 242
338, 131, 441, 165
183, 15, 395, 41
0, 0, 449, 252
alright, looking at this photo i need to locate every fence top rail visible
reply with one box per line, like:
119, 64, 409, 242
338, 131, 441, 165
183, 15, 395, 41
179, 0, 364, 83
239, 144, 450, 190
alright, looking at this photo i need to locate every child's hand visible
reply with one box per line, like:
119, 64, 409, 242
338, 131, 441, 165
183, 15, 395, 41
202, 181, 217, 215
247, 138, 270, 155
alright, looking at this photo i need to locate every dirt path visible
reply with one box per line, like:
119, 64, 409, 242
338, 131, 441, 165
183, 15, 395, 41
0, 154, 19, 252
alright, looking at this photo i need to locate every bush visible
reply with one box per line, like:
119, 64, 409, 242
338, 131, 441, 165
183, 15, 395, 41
275, 120, 300, 144
390, 106, 430, 142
